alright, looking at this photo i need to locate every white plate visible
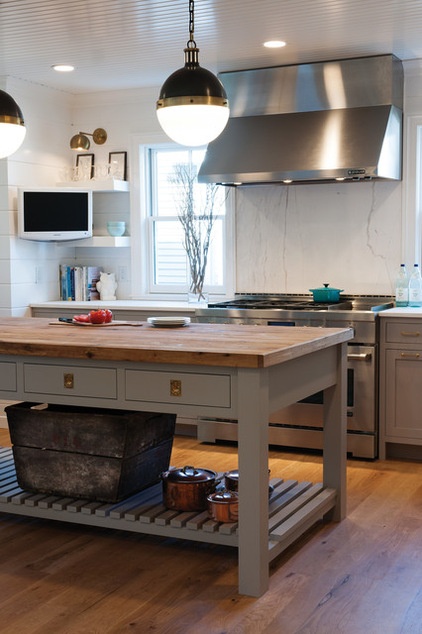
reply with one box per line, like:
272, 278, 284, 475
147, 316, 191, 328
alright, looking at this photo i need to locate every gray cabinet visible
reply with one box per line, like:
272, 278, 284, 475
379, 317, 422, 459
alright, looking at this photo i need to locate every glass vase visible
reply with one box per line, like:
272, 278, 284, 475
188, 290, 209, 305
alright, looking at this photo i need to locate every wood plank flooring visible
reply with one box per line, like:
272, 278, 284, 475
0, 428, 420, 634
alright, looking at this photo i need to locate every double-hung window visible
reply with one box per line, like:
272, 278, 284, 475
132, 141, 234, 299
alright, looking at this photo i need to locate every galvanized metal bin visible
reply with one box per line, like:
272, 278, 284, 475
5, 402, 176, 503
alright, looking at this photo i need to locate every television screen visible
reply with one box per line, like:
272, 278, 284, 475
18, 188, 93, 241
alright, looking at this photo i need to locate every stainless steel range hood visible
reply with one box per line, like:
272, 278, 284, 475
198, 55, 403, 185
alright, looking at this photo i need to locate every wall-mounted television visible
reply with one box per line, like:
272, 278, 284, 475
18, 188, 93, 241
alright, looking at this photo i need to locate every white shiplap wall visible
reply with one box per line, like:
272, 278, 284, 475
0, 77, 74, 317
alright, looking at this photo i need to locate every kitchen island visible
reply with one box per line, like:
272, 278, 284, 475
0, 317, 353, 596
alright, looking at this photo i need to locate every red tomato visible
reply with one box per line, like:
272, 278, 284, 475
104, 309, 113, 323
73, 314, 91, 323
89, 309, 107, 324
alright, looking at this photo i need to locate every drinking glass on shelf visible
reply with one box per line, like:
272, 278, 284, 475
58, 167, 71, 182
93, 164, 112, 180
71, 166, 82, 181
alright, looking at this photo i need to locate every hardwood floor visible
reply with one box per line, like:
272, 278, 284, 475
0, 428, 421, 634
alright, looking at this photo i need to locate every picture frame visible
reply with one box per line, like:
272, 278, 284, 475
75, 153, 94, 180
109, 151, 127, 180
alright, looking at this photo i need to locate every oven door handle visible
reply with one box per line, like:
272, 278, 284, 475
347, 352, 372, 361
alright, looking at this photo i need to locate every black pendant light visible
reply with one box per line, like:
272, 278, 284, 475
156, 0, 229, 146
0, 90, 26, 158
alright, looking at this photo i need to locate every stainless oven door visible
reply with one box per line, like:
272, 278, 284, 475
269, 344, 376, 434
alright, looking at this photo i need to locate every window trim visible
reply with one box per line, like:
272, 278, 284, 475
129, 133, 236, 300
403, 114, 422, 264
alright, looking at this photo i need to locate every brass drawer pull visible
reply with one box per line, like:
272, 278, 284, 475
63, 373, 74, 389
400, 331, 420, 337
400, 353, 420, 358
170, 379, 182, 397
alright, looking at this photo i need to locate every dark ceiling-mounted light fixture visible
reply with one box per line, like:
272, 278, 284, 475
156, 0, 230, 147
0, 89, 26, 158
70, 127, 107, 151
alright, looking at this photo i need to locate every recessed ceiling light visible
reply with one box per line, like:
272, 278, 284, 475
52, 64, 75, 72
263, 40, 286, 49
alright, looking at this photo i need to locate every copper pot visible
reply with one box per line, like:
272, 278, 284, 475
161, 465, 218, 511
207, 489, 239, 522
224, 469, 240, 492
224, 469, 273, 497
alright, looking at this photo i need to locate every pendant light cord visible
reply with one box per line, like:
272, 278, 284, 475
187, 0, 196, 48
184, 0, 199, 67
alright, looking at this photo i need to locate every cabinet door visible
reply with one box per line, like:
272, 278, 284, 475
385, 350, 422, 441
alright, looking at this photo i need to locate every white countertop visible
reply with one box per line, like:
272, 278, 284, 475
380, 307, 422, 317
30, 300, 196, 313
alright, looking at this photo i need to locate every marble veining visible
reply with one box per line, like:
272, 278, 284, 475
236, 180, 401, 296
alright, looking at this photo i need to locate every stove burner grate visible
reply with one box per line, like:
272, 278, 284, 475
206, 294, 395, 312
208, 299, 353, 311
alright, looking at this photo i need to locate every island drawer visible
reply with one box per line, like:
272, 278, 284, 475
23, 363, 117, 399
385, 321, 422, 344
125, 369, 231, 407
0, 362, 17, 392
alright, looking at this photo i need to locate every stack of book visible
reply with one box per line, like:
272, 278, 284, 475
59, 265, 103, 301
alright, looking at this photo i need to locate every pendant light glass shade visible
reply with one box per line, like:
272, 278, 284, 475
156, 0, 229, 146
0, 90, 26, 158
157, 103, 229, 146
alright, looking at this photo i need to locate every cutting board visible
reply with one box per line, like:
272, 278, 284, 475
50, 320, 143, 327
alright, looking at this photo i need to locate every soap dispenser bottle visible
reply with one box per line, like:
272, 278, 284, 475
408, 264, 422, 307
395, 264, 408, 307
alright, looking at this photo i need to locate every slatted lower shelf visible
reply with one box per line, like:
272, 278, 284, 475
0, 447, 336, 554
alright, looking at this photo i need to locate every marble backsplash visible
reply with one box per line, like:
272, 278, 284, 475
235, 180, 402, 297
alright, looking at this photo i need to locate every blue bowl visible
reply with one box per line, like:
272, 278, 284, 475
107, 221, 126, 237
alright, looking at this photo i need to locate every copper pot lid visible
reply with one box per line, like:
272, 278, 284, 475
208, 489, 239, 504
165, 465, 217, 483
225, 469, 270, 479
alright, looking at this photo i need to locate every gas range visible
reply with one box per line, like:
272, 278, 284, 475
196, 294, 394, 343
196, 293, 395, 459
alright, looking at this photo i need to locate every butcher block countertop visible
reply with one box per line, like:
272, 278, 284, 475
0, 317, 353, 368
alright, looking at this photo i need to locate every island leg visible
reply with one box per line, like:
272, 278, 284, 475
322, 341, 348, 521
237, 367, 270, 597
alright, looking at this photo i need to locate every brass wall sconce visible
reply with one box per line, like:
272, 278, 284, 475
70, 127, 107, 151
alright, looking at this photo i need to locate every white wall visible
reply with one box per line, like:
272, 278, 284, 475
3, 59, 422, 310
70, 73, 415, 299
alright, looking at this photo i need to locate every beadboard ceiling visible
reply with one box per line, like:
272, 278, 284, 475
1, 0, 422, 94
